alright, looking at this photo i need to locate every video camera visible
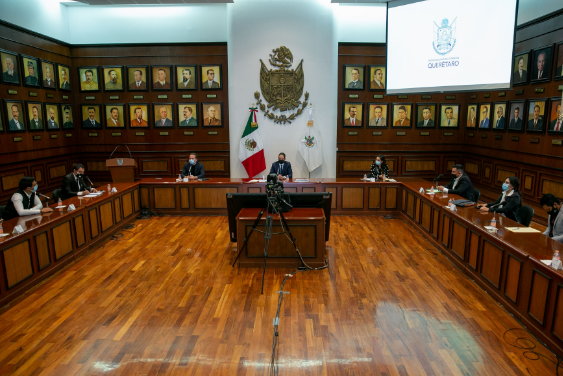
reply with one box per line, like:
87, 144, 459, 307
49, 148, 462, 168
266, 173, 284, 193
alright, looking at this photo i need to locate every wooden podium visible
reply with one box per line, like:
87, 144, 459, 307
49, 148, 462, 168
106, 158, 136, 183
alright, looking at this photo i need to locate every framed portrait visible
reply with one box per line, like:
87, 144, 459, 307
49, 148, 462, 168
128, 103, 150, 128
0, 103, 4, 132
151, 66, 173, 91
25, 101, 44, 131
40, 60, 56, 90
153, 103, 174, 128
178, 103, 198, 127
466, 104, 478, 128
44, 103, 61, 130
105, 103, 126, 128
368, 65, 385, 91
343, 65, 365, 90
78, 66, 100, 92
512, 51, 530, 86
415, 103, 437, 128
21, 55, 40, 88
555, 42, 563, 81
526, 98, 548, 133
57, 63, 71, 91
342, 102, 364, 128
491, 102, 508, 131
200, 65, 222, 90
102, 66, 124, 92
391, 103, 412, 128
507, 100, 526, 132
547, 97, 562, 134
176, 65, 197, 91
0, 49, 20, 85
61, 104, 74, 129
4, 100, 26, 132
438, 104, 460, 128
81, 104, 102, 129
201, 102, 223, 127
367, 103, 388, 128
530, 45, 553, 83
126, 66, 148, 91
478, 103, 492, 129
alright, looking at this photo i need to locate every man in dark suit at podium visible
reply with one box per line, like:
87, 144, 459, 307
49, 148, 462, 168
269, 153, 293, 180
181, 153, 205, 180
61, 164, 97, 200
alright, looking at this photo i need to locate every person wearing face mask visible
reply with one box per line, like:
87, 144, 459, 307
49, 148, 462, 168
476, 176, 522, 223
269, 152, 293, 180
61, 164, 97, 200
369, 154, 389, 180
181, 153, 205, 179
1, 177, 53, 221
540, 194, 563, 242
437, 164, 474, 200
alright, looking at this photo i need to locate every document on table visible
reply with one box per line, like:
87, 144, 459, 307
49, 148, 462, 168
55, 205, 66, 209
0, 233, 10, 237
295, 179, 309, 182
83, 194, 97, 198
541, 260, 552, 266
505, 227, 540, 233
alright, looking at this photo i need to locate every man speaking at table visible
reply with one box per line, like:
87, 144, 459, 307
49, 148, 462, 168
61, 164, 97, 200
269, 152, 292, 180
181, 153, 205, 180
437, 164, 475, 200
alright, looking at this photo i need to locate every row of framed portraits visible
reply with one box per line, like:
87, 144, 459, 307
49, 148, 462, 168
0, 100, 224, 133
342, 97, 562, 134
0, 48, 223, 93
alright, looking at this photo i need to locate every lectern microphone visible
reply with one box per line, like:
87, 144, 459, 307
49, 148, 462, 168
109, 144, 133, 159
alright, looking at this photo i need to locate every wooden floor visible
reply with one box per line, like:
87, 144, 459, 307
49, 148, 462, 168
0, 215, 560, 375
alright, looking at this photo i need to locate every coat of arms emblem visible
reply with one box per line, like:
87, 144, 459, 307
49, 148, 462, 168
254, 46, 309, 124
304, 136, 315, 148
117, 159, 123, 165
433, 18, 457, 55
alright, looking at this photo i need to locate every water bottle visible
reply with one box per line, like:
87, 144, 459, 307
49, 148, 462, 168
262, 175, 265, 181
429, 185, 434, 196
178, 174, 181, 181
552, 250, 562, 270
58, 198, 62, 207
107, 183, 111, 193
364, 174, 367, 180
0, 220, 3, 234
491, 212, 497, 227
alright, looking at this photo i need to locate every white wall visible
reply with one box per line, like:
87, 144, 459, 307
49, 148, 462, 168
227, 0, 338, 178
336, 4, 387, 43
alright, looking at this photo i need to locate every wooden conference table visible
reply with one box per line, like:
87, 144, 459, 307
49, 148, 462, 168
1, 177, 563, 358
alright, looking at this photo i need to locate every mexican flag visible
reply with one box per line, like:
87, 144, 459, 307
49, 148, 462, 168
238, 108, 266, 178
298, 107, 323, 172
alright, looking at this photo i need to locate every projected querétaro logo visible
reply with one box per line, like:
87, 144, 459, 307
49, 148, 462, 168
433, 18, 457, 55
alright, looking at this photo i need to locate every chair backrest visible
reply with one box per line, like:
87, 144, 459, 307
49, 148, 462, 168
519, 204, 534, 227
0, 205, 5, 219
52, 189, 62, 202
473, 189, 481, 203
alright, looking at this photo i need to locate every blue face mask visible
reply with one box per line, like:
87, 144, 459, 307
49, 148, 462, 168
375, 160, 381, 166
502, 183, 509, 191
189, 159, 195, 165
29, 185, 38, 193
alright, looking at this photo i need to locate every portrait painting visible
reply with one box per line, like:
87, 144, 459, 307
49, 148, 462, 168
40, 60, 56, 90
466, 104, 478, 128
61, 104, 74, 129
44, 103, 60, 130
530, 45, 553, 83
178, 103, 198, 127
512, 51, 530, 86
555, 42, 563, 80
0, 104, 4, 132
25, 101, 44, 131
176, 65, 197, 90
391, 103, 412, 128
200, 65, 222, 90
21, 55, 39, 87
57, 64, 71, 91
343, 65, 365, 90
1, 49, 20, 85
81, 104, 102, 129
128, 104, 149, 128
102, 66, 124, 91
201, 102, 223, 127
439, 104, 460, 128
492, 102, 507, 130
153, 103, 174, 128
508, 101, 526, 132
368, 65, 385, 91
78, 66, 100, 92
547, 98, 562, 133
126, 66, 148, 91
342, 102, 363, 128
151, 66, 172, 91
478, 103, 492, 129
4, 100, 26, 132
415, 103, 436, 128
105, 104, 126, 128
527, 99, 547, 133
367, 103, 388, 128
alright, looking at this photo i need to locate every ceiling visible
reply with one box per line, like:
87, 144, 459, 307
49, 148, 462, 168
71, 0, 233, 4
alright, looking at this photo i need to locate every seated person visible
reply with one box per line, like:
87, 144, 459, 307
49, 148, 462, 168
369, 155, 389, 180
269, 152, 292, 180
181, 152, 205, 179
437, 164, 474, 200
476, 177, 522, 223
1, 177, 53, 221
540, 193, 563, 242
62, 164, 97, 200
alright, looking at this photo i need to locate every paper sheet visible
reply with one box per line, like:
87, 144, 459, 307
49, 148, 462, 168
484, 226, 497, 231
248, 180, 259, 183
295, 179, 309, 182
0, 233, 10, 237
83, 194, 97, 198
55, 205, 66, 209
541, 260, 552, 266
387, 179, 397, 182
504, 227, 541, 233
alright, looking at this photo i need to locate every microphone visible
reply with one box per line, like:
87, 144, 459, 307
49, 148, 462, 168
110, 145, 121, 159
37, 192, 51, 200
125, 144, 132, 159
84, 175, 94, 187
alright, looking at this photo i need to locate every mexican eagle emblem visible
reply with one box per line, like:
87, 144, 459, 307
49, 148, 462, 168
245, 138, 257, 151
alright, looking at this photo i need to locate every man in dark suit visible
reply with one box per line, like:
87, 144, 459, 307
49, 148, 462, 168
153, 69, 170, 90
509, 106, 522, 130
347, 68, 363, 89
42, 66, 55, 88
479, 106, 489, 128
556, 63, 563, 77
61, 164, 97, 200
269, 152, 293, 180
549, 104, 562, 131
513, 57, 527, 84
494, 106, 505, 129
25, 61, 38, 86
60, 68, 70, 90
62, 106, 73, 129
28, 106, 43, 130
180, 106, 197, 127
437, 164, 475, 201
180, 68, 195, 89
417, 107, 434, 127
47, 107, 59, 129
202, 69, 220, 89
155, 106, 173, 127
3, 57, 19, 83
8, 104, 24, 131
527, 104, 543, 131
129, 69, 147, 90
181, 153, 205, 179
82, 107, 102, 128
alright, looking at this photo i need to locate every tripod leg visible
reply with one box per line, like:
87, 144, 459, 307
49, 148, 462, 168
232, 207, 266, 267
261, 211, 274, 294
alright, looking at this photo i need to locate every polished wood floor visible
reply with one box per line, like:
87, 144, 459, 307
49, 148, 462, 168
0, 215, 559, 375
